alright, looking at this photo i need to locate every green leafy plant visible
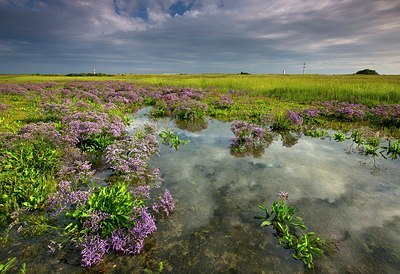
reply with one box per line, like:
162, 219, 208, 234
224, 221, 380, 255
272, 115, 290, 131
333, 131, 347, 142
304, 129, 329, 139
293, 232, 324, 269
0, 139, 58, 224
381, 140, 400, 160
255, 192, 330, 269
66, 183, 138, 239
363, 137, 380, 158
159, 129, 190, 150
149, 101, 168, 118
350, 130, 365, 146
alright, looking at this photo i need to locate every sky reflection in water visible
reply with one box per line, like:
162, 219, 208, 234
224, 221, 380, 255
144, 118, 400, 273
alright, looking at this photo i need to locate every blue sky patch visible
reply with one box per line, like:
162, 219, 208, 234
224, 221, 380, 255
169, 1, 194, 17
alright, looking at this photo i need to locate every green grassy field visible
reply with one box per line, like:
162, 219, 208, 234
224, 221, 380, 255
1, 74, 399, 106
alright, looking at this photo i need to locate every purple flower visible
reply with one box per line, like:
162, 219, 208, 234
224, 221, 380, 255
83, 210, 110, 231
81, 235, 110, 267
159, 189, 175, 216
132, 207, 157, 239
288, 110, 303, 126
111, 229, 134, 254
277, 191, 289, 201
132, 185, 151, 200
216, 95, 233, 109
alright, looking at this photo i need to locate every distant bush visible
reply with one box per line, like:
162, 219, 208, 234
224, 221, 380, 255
355, 69, 379, 75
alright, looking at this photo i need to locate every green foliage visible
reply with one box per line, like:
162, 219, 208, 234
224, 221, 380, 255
255, 195, 329, 269
381, 140, 400, 160
350, 130, 365, 146
149, 101, 168, 118
333, 131, 347, 142
355, 69, 378, 75
159, 129, 190, 150
0, 139, 58, 224
304, 129, 329, 138
174, 101, 207, 121
66, 183, 139, 239
272, 115, 290, 131
293, 232, 324, 269
78, 134, 115, 154
144, 261, 164, 274
0, 257, 16, 274
363, 137, 380, 158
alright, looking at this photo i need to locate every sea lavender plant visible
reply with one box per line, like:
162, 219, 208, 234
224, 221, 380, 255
288, 110, 303, 126
80, 234, 110, 267
104, 125, 160, 183
230, 120, 269, 156
216, 95, 233, 109
158, 189, 175, 216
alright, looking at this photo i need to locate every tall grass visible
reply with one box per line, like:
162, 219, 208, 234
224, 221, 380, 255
1, 74, 399, 106
128, 74, 400, 106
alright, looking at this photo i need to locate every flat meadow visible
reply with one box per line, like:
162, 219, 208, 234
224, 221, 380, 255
0, 74, 399, 272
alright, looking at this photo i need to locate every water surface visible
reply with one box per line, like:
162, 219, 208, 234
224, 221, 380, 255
2, 115, 399, 273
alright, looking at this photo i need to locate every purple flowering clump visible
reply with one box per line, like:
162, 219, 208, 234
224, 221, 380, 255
159, 189, 175, 216
81, 235, 110, 267
47, 179, 92, 216
46, 180, 73, 215
109, 207, 158, 255
62, 111, 127, 144
288, 110, 303, 126
18, 122, 66, 147
111, 228, 134, 254
131, 208, 157, 253
216, 95, 233, 109
83, 210, 110, 232
174, 100, 208, 120
321, 101, 368, 121
370, 104, 400, 127
40, 103, 72, 121
132, 185, 151, 200
0, 84, 28, 95
104, 126, 160, 183
230, 120, 266, 148
301, 108, 321, 119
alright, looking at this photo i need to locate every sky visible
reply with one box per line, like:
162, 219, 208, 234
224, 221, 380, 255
0, 0, 399, 74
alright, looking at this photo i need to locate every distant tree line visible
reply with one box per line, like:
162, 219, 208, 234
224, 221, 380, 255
65, 73, 114, 77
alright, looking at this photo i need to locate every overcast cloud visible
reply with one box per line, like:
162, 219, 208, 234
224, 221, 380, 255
0, 0, 399, 74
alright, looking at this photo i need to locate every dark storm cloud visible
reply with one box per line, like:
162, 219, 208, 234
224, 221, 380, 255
0, 0, 399, 74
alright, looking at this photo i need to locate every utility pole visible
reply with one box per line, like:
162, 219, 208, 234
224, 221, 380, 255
93, 67, 96, 75
302, 62, 306, 74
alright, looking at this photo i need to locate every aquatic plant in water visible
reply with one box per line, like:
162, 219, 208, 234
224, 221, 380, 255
304, 129, 329, 139
159, 129, 190, 150
333, 131, 347, 142
255, 192, 330, 269
381, 140, 400, 160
